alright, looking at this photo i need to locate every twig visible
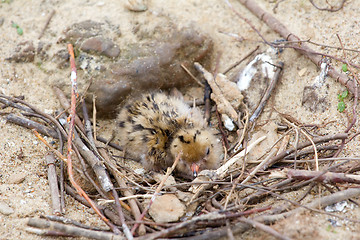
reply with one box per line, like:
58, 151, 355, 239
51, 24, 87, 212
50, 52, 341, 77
262, 133, 348, 170
204, 80, 212, 125
0, 97, 33, 112
249, 62, 283, 123
52, 86, 85, 133
222, 46, 259, 74
216, 136, 266, 178
59, 117, 113, 192
255, 187, 360, 224
66, 44, 120, 234
112, 188, 133, 240
38, 10, 55, 39
5, 113, 58, 138
41, 215, 106, 231
64, 184, 123, 226
288, 169, 360, 184
309, 0, 346, 12
96, 136, 123, 151
137, 206, 270, 240
27, 218, 124, 240
45, 153, 62, 215
33, 130, 67, 162
131, 152, 181, 235
0, 93, 68, 138
181, 63, 204, 87
82, 100, 96, 149
99, 148, 145, 236
93, 94, 97, 141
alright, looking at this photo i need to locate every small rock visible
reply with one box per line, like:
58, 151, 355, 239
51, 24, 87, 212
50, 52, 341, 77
149, 194, 185, 223
0, 202, 14, 216
8, 173, 26, 184
153, 173, 176, 187
80, 37, 120, 58
125, 0, 148, 12
325, 200, 348, 212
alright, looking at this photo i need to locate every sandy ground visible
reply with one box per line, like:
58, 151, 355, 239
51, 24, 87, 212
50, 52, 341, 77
1, 0, 360, 239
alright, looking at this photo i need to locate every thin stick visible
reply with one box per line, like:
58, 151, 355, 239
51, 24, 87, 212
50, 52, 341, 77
42, 215, 106, 231
112, 188, 133, 240
99, 148, 145, 236
93, 94, 97, 141
249, 62, 283, 123
5, 113, 58, 138
38, 10, 55, 39
66, 44, 120, 234
181, 63, 204, 87
262, 133, 348, 170
33, 130, 67, 162
52, 86, 85, 133
131, 152, 181, 235
45, 153, 62, 215
300, 128, 319, 171
222, 46, 259, 74
216, 135, 266, 178
288, 169, 360, 184
27, 218, 124, 240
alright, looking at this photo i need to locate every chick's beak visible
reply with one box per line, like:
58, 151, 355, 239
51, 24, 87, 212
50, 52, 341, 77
191, 163, 200, 178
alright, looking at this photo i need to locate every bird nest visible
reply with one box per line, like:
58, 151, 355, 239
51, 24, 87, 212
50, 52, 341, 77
2, 46, 358, 240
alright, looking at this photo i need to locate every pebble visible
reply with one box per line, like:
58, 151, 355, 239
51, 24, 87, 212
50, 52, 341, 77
0, 202, 14, 216
80, 37, 120, 58
149, 194, 185, 223
7, 173, 26, 184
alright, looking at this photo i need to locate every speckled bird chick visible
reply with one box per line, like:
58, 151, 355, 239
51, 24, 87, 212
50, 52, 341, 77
116, 92, 222, 179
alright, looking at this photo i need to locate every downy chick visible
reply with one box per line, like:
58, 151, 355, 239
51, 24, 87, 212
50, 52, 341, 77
116, 92, 222, 179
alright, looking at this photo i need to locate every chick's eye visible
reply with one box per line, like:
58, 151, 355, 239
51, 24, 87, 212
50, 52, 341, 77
206, 147, 210, 155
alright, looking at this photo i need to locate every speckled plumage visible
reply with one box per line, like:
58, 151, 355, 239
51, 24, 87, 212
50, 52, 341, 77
116, 92, 222, 178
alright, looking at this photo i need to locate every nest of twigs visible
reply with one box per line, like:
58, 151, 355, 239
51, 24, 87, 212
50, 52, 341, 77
2, 44, 360, 240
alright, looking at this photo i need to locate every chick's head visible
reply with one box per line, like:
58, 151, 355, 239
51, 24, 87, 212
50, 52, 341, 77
170, 128, 222, 178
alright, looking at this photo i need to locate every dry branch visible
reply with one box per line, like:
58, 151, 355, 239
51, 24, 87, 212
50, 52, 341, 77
5, 113, 58, 138
27, 218, 124, 240
288, 169, 360, 184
